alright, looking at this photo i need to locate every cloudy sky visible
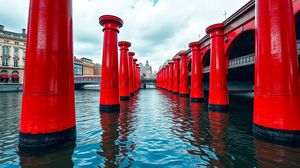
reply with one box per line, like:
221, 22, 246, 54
0, 0, 249, 71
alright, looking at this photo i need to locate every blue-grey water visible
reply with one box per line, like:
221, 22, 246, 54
0, 89, 300, 167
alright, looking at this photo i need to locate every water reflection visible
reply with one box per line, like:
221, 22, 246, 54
98, 97, 137, 168
208, 111, 230, 167
98, 112, 120, 167
18, 143, 75, 168
255, 139, 300, 168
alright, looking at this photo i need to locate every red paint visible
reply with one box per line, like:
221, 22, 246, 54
168, 62, 174, 92
179, 51, 189, 96
20, 0, 75, 134
206, 23, 229, 107
99, 15, 123, 109
254, 0, 300, 131
165, 65, 169, 90
133, 58, 138, 92
172, 57, 180, 93
128, 52, 135, 95
189, 41, 204, 100
118, 41, 131, 99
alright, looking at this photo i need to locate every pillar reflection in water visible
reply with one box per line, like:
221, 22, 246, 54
98, 98, 137, 167
208, 111, 230, 167
254, 139, 300, 168
19, 143, 75, 168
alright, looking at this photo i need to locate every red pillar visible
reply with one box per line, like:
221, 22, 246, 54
137, 66, 141, 90
168, 62, 174, 92
189, 41, 204, 102
179, 51, 189, 97
253, 0, 300, 145
162, 67, 166, 89
19, 0, 76, 151
133, 58, 138, 92
99, 15, 123, 112
206, 23, 228, 111
173, 57, 180, 94
118, 41, 131, 101
165, 64, 170, 90
128, 52, 135, 96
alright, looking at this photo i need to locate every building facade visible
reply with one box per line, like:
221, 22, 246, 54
74, 56, 83, 76
93, 63, 102, 76
140, 60, 153, 78
0, 24, 26, 84
81, 57, 94, 75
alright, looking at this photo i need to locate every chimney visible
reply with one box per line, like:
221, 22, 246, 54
22, 28, 26, 34
0, 24, 4, 31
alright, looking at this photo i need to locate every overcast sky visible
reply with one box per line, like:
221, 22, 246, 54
0, 0, 249, 71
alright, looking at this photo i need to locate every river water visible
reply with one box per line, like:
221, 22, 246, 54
0, 89, 300, 167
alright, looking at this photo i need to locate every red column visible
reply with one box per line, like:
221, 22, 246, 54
137, 66, 140, 90
168, 62, 174, 92
189, 41, 204, 102
118, 41, 131, 101
162, 67, 165, 89
206, 23, 228, 111
165, 65, 169, 90
253, 0, 300, 145
179, 51, 189, 97
173, 57, 180, 94
133, 58, 138, 92
99, 15, 123, 112
128, 52, 135, 96
19, 0, 76, 151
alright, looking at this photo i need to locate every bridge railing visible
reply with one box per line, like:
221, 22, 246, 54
74, 75, 101, 84
203, 53, 255, 73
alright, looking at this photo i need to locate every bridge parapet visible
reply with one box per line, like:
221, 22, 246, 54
74, 76, 101, 84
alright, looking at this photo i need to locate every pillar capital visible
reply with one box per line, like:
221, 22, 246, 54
128, 52, 135, 57
99, 15, 123, 32
168, 61, 174, 65
133, 58, 138, 62
179, 51, 187, 57
173, 57, 180, 62
189, 41, 201, 51
118, 41, 131, 49
206, 23, 224, 37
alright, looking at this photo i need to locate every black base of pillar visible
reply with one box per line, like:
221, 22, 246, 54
18, 126, 76, 153
253, 124, 300, 147
130, 93, 134, 96
191, 98, 204, 103
179, 94, 189, 97
173, 92, 179, 95
120, 96, 130, 101
208, 104, 229, 112
99, 104, 120, 112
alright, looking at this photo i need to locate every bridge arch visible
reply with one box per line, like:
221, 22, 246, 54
225, 29, 255, 91
225, 29, 255, 60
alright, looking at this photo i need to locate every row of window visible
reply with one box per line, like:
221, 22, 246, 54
1, 46, 25, 57
1, 58, 19, 67
3, 40, 25, 46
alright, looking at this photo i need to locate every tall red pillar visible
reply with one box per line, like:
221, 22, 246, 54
162, 67, 166, 89
19, 0, 76, 151
99, 15, 123, 112
206, 23, 229, 111
133, 58, 138, 92
168, 62, 174, 92
137, 66, 141, 90
128, 52, 135, 96
179, 51, 189, 97
173, 57, 180, 94
189, 41, 204, 102
253, 0, 300, 145
118, 41, 131, 101
165, 64, 170, 90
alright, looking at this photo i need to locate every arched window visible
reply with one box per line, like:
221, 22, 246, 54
2, 46, 10, 56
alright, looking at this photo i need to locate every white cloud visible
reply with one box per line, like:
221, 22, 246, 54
0, 0, 250, 71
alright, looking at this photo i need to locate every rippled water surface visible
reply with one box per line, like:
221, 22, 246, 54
1, 89, 300, 167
